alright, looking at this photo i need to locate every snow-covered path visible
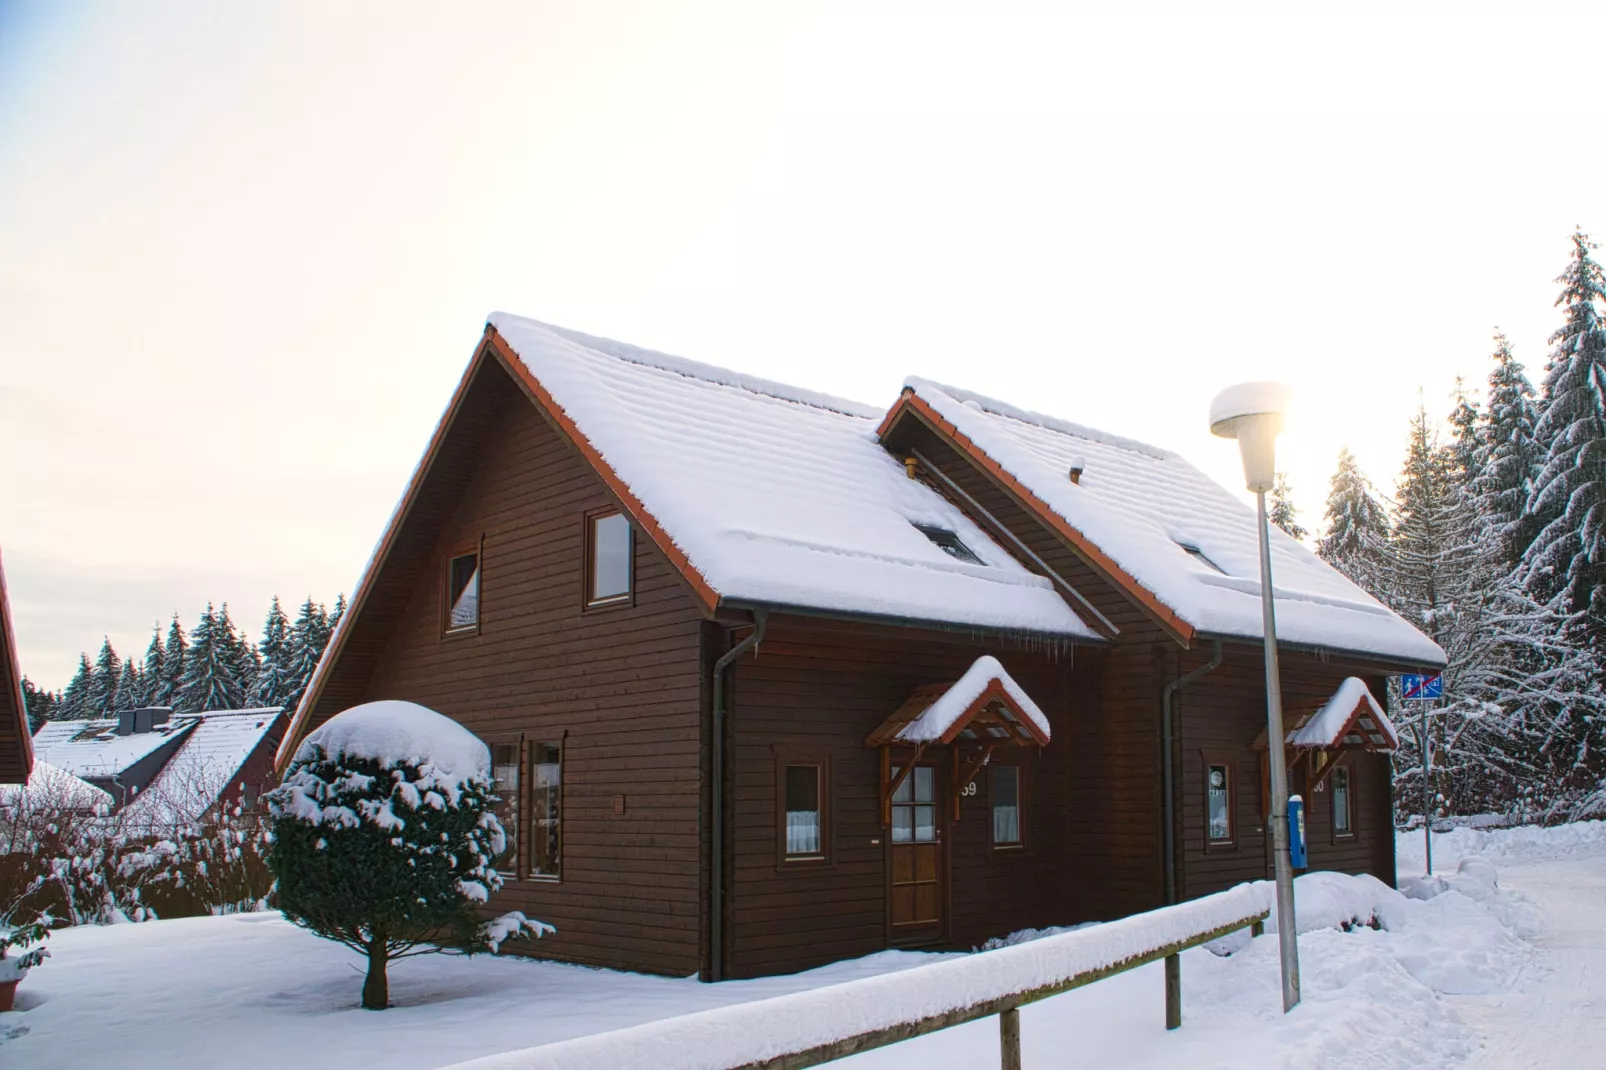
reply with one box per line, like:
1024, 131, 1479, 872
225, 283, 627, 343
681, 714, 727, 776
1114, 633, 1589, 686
1456, 852, 1606, 1070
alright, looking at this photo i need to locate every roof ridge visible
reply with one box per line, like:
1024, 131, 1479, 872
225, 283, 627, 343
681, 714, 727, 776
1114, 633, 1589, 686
905, 377, 1176, 461
489, 313, 883, 420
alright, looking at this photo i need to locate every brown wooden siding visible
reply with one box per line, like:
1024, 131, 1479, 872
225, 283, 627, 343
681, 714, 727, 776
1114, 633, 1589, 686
355, 389, 707, 975
0, 554, 33, 785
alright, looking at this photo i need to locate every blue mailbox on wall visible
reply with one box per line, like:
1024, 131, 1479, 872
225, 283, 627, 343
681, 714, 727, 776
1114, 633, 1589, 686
1288, 795, 1307, 869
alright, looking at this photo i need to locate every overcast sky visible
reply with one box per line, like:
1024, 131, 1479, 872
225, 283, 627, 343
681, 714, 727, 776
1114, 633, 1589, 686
4, 1, 1604, 689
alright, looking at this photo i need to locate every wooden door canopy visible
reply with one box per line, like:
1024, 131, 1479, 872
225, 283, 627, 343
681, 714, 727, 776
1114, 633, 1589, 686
1255, 676, 1399, 754
869, 656, 1050, 826
865, 655, 1051, 749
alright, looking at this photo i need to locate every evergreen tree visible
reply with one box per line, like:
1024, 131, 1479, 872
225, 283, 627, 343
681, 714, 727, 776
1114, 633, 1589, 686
1471, 331, 1543, 572
279, 598, 333, 716
216, 603, 258, 701
247, 597, 293, 709
90, 638, 122, 716
1268, 472, 1307, 540
178, 603, 246, 712
113, 658, 144, 712
1315, 447, 1391, 590
329, 592, 347, 635
265, 705, 548, 1009
1524, 229, 1606, 635
157, 614, 188, 707
59, 654, 95, 720
20, 677, 57, 729
142, 624, 167, 707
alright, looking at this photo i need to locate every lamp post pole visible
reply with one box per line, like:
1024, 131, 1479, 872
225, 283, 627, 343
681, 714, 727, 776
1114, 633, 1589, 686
1256, 488, 1301, 1013
1211, 381, 1300, 1015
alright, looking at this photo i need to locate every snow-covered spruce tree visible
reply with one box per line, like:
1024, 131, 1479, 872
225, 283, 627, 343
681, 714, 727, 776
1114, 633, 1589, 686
177, 604, 246, 712
156, 614, 187, 708
216, 603, 258, 701
266, 701, 551, 1009
1268, 472, 1307, 540
90, 638, 122, 716
112, 658, 144, 712
57, 654, 94, 720
1525, 229, 1606, 637
1471, 331, 1543, 572
246, 597, 292, 709
141, 624, 166, 708
19, 679, 56, 729
1316, 447, 1391, 591
278, 598, 333, 717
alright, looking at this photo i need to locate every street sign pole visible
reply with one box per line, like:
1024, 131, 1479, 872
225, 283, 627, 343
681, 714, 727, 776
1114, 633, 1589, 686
1421, 698, 1432, 876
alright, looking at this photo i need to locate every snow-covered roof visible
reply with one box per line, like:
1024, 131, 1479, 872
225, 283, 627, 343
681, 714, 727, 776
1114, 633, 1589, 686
901, 380, 1446, 667
120, 708, 283, 826
1288, 677, 1399, 751
487, 314, 1098, 641
867, 656, 1051, 747
0, 759, 112, 811
31, 716, 194, 780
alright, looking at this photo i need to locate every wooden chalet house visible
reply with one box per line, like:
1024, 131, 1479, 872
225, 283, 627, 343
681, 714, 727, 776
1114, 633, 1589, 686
275, 316, 1444, 981
0, 550, 34, 786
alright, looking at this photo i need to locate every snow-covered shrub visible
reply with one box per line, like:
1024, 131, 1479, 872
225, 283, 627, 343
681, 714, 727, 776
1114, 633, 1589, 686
0, 761, 274, 925
265, 701, 551, 1010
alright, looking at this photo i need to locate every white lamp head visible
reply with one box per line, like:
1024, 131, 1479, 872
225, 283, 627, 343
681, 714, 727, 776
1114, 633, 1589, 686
1209, 381, 1292, 494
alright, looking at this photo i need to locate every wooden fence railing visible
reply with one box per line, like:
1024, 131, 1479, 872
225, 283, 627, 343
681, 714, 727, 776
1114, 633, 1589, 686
442, 884, 1271, 1070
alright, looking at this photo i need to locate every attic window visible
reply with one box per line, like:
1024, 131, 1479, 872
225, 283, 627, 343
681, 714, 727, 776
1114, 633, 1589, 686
1177, 543, 1225, 575
914, 525, 983, 565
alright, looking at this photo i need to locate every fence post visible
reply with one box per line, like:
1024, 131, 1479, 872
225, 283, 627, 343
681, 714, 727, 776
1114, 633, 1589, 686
1164, 953, 1181, 1030
1251, 920, 1265, 938
1000, 1006, 1022, 1070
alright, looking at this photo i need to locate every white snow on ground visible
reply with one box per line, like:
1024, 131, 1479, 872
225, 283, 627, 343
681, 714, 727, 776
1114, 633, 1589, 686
3, 822, 1601, 1070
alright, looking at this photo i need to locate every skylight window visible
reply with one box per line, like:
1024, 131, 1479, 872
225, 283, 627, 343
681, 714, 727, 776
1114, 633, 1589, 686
1178, 543, 1226, 575
914, 524, 984, 565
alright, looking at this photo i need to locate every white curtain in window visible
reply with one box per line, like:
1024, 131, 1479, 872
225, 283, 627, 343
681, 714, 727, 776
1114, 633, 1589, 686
993, 804, 1020, 845
786, 810, 820, 854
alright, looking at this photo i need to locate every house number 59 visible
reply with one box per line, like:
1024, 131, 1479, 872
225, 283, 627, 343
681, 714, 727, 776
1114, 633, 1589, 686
960, 782, 978, 797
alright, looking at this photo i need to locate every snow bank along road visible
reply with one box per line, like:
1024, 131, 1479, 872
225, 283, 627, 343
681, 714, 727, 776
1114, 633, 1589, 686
1399, 823, 1606, 1070
3, 821, 1602, 1070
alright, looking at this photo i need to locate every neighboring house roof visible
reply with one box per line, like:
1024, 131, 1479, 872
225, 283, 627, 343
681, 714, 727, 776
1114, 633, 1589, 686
121, 708, 284, 826
31, 717, 192, 781
0, 759, 111, 812
885, 380, 1447, 669
32, 708, 282, 821
0, 550, 33, 784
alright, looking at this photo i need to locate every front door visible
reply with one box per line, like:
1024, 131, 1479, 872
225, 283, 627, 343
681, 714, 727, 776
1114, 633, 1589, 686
889, 763, 943, 940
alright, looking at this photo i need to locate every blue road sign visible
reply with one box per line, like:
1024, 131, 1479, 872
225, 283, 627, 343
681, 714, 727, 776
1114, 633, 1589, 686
1400, 673, 1443, 701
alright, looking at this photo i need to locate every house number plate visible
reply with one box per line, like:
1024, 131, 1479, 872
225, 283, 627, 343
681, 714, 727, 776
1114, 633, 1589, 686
960, 781, 978, 797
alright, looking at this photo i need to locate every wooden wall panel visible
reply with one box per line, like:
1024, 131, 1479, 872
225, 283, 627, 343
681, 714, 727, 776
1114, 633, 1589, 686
357, 394, 707, 976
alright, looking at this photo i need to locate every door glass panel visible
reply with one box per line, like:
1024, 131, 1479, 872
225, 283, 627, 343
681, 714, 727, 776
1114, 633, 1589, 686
892, 807, 914, 843
914, 766, 934, 803
891, 766, 913, 804
914, 804, 936, 842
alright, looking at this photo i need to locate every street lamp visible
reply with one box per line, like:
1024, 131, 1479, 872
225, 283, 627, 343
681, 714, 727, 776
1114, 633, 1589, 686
1210, 381, 1301, 1014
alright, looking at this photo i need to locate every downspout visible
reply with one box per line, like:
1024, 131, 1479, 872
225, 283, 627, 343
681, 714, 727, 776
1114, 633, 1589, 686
708, 609, 767, 982
1161, 639, 1222, 905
